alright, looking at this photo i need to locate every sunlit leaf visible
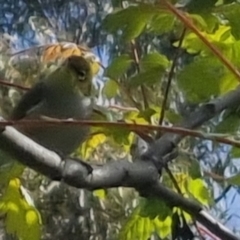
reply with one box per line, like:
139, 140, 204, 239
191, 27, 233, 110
119, 205, 172, 240
80, 133, 107, 159
138, 108, 157, 123
187, 178, 211, 205
93, 189, 107, 200
0, 179, 41, 240
179, 25, 235, 54
103, 79, 119, 99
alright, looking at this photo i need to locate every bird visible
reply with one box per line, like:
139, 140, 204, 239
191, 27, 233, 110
10, 55, 94, 156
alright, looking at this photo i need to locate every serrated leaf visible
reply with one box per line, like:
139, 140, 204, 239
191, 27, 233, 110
103, 79, 119, 99
105, 55, 133, 79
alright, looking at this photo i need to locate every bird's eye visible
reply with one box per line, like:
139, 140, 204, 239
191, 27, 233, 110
78, 70, 86, 81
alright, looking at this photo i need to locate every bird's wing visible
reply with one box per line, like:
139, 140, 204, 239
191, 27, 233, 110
10, 82, 47, 120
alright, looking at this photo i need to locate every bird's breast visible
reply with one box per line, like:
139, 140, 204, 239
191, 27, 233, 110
20, 94, 93, 155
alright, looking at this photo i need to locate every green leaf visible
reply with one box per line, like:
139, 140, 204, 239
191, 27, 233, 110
220, 3, 240, 39
187, 178, 211, 205
0, 161, 24, 185
93, 189, 107, 200
138, 108, 157, 123
186, 0, 218, 13
223, 41, 240, 66
80, 133, 106, 159
0, 179, 41, 240
129, 52, 169, 87
103, 4, 157, 41
189, 159, 202, 179
165, 110, 182, 124
119, 205, 171, 240
130, 67, 165, 87
214, 113, 240, 133
227, 174, 240, 185
140, 53, 169, 71
149, 11, 175, 34
231, 147, 240, 158
177, 56, 224, 102
105, 54, 133, 79
103, 79, 119, 99
109, 127, 131, 146
180, 25, 234, 54
139, 198, 171, 220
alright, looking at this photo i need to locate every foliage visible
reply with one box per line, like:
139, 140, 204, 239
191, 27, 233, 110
0, 0, 240, 239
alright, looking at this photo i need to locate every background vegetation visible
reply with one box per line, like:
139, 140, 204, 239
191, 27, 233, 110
0, 0, 240, 239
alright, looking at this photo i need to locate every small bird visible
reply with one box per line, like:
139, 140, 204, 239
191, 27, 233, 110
10, 55, 94, 156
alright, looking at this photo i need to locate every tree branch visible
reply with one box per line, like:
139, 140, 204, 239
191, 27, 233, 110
143, 86, 240, 169
0, 124, 238, 239
1, 86, 240, 239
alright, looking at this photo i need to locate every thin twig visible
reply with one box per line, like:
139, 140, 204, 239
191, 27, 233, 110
0, 80, 29, 91
1, 119, 240, 148
120, 0, 148, 109
156, 27, 186, 139
160, 0, 240, 81
130, 40, 149, 109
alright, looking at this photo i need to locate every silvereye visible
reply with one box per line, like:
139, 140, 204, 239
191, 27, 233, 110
10, 55, 93, 155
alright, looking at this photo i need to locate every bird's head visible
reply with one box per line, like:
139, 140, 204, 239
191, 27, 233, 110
63, 55, 93, 96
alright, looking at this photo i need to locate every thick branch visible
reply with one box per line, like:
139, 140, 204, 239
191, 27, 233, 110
0, 125, 238, 239
1, 86, 240, 239
143, 86, 240, 168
